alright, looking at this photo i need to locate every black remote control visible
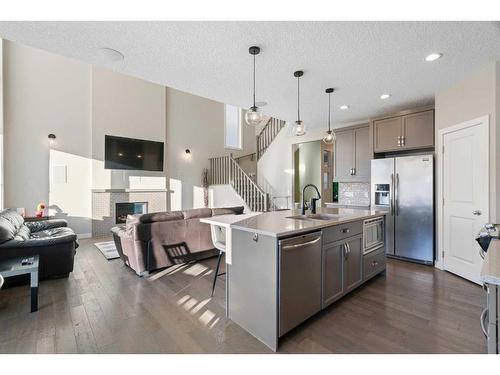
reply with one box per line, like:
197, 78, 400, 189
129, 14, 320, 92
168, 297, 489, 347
21, 258, 34, 266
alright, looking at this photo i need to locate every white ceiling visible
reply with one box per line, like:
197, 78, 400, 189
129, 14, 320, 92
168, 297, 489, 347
1, 21, 500, 129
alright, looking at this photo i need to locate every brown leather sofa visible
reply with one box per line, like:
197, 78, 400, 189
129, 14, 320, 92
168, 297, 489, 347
0, 209, 78, 279
111, 206, 244, 276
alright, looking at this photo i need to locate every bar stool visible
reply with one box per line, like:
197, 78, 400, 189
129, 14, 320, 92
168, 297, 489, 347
209, 224, 226, 297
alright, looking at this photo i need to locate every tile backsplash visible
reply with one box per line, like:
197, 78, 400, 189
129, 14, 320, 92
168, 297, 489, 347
339, 182, 370, 206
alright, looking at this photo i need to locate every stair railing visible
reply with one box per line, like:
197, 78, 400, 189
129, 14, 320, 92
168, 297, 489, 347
209, 155, 268, 212
256, 117, 286, 160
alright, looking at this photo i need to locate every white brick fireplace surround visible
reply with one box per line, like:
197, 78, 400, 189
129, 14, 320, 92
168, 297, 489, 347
91, 189, 168, 237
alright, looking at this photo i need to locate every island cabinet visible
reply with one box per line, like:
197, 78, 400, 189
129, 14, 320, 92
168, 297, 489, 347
322, 221, 363, 308
372, 109, 434, 153
227, 213, 386, 352
334, 124, 370, 182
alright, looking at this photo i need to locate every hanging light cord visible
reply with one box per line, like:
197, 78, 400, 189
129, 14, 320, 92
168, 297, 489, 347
328, 92, 331, 131
252, 53, 256, 108
297, 75, 301, 122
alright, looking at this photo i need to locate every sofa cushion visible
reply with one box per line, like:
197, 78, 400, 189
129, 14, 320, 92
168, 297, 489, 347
211, 206, 244, 216
29, 226, 77, 240
141, 211, 184, 224
3, 209, 25, 230
13, 224, 31, 241
0, 215, 17, 244
183, 208, 212, 220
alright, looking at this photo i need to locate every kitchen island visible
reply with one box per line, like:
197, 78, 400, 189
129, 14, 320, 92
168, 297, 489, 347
226, 207, 386, 351
480, 239, 500, 354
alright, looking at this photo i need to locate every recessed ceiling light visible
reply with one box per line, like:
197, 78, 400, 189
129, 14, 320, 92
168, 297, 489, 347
380, 94, 391, 100
340, 105, 349, 110
95, 47, 125, 63
425, 53, 442, 62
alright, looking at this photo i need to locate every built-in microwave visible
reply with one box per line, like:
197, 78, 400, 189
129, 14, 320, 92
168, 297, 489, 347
363, 217, 384, 254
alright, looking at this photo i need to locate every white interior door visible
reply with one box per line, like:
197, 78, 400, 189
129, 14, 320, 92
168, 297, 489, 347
442, 117, 489, 284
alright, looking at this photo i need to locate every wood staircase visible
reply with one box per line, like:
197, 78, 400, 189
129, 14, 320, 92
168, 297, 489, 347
209, 155, 269, 212
256, 117, 286, 160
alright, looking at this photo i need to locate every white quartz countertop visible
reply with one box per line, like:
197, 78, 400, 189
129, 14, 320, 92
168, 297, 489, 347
200, 212, 261, 227
230, 207, 386, 238
480, 239, 500, 285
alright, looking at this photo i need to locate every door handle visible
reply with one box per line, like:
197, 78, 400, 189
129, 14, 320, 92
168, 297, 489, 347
390, 173, 394, 216
281, 237, 321, 250
395, 173, 400, 216
472, 210, 482, 216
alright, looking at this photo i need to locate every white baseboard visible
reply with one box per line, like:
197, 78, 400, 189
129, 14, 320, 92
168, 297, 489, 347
77, 233, 92, 239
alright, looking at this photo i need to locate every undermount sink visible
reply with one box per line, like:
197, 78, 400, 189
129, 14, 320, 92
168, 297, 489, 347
286, 213, 340, 221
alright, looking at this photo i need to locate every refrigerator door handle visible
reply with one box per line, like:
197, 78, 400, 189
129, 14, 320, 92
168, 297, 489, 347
390, 173, 394, 216
395, 173, 400, 216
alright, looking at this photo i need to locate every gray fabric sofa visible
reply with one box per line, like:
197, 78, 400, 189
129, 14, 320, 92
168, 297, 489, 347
111, 206, 244, 276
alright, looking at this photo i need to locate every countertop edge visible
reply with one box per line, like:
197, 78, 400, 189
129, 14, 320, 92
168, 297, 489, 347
230, 212, 386, 238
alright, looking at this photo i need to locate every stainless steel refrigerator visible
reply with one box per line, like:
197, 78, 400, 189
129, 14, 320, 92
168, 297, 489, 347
370, 154, 434, 264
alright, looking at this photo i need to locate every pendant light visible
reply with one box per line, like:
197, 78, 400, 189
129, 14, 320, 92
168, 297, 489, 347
244, 46, 264, 126
323, 88, 335, 144
292, 70, 306, 136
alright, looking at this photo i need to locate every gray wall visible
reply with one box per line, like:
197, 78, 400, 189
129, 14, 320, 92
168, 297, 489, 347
165, 87, 255, 210
2, 41, 256, 235
92, 66, 167, 191
435, 62, 499, 222
0, 39, 3, 209
3, 40, 93, 234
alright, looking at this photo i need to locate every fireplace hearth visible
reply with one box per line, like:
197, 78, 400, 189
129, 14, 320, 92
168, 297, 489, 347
115, 202, 148, 224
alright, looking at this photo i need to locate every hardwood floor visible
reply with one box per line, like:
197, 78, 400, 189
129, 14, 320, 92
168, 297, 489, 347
0, 238, 487, 354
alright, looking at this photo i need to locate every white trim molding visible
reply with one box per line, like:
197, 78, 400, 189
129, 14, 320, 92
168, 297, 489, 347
436, 115, 490, 270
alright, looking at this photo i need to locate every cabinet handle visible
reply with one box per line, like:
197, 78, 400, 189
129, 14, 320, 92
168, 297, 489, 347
372, 260, 378, 267
341, 228, 350, 233
353, 168, 356, 176
401, 136, 405, 146
480, 308, 489, 337
397, 136, 401, 147
345, 242, 351, 260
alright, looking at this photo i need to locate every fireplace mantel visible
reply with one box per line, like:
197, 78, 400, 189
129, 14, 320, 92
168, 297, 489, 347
92, 189, 172, 193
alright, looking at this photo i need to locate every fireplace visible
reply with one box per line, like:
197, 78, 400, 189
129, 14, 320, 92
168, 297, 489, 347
115, 202, 148, 224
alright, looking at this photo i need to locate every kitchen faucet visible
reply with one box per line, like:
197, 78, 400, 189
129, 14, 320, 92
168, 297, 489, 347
302, 184, 321, 215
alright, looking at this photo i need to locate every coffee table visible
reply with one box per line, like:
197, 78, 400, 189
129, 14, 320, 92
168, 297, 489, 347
0, 255, 39, 312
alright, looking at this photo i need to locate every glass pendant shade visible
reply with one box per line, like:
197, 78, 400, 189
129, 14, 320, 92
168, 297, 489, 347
323, 130, 334, 144
293, 120, 306, 136
245, 106, 263, 126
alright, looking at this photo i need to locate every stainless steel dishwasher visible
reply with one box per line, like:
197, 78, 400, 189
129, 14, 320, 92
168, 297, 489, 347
278, 231, 322, 336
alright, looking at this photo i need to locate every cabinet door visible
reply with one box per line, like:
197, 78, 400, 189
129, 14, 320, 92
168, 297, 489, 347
343, 235, 363, 293
373, 116, 402, 153
401, 110, 434, 149
322, 242, 344, 308
334, 130, 354, 181
353, 126, 370, 180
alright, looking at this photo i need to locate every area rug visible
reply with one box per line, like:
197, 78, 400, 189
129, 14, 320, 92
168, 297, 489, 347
94, 241, 120, 260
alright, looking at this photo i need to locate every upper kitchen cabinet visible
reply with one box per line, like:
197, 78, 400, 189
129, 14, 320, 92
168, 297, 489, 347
334, 124, 370, 182
401, 110, 434, 149
372, 109, 434, 154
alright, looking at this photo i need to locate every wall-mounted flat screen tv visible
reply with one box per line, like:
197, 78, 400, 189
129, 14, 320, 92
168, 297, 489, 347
104, 135, 164, 171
